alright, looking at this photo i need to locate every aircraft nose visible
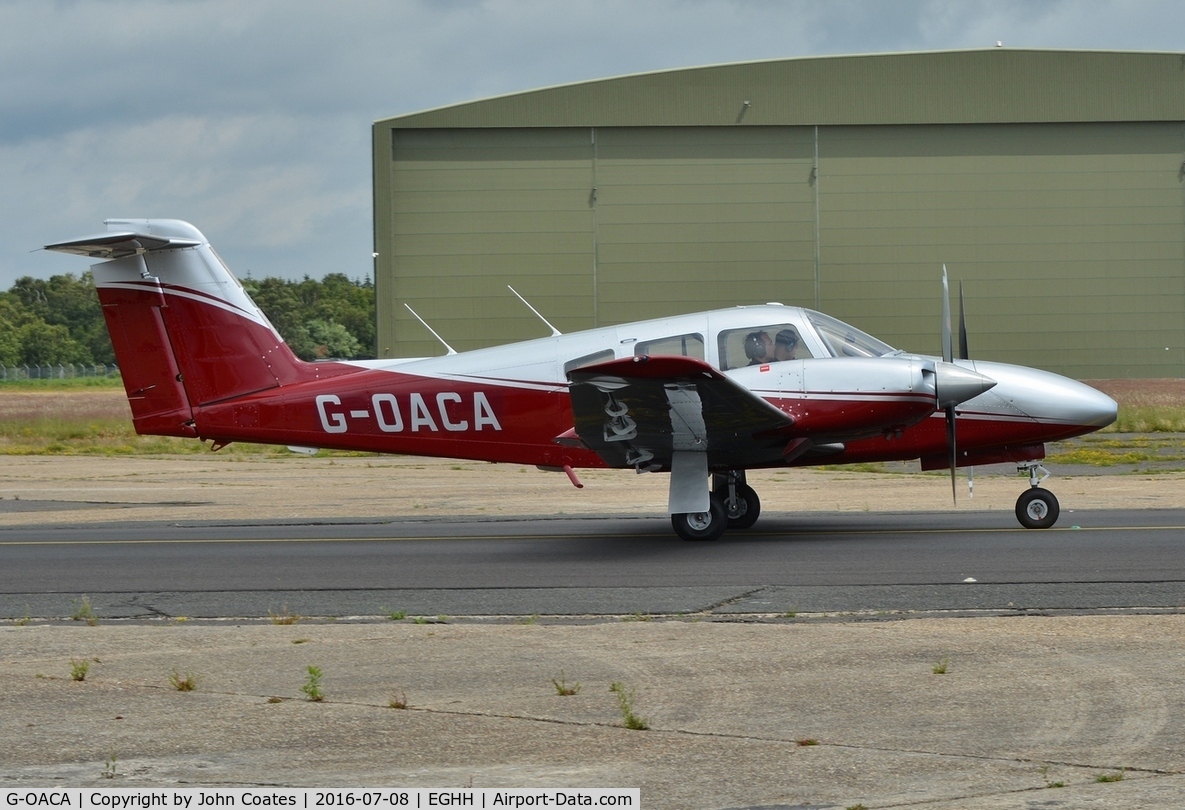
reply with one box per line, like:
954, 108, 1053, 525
934, 362, 997, 408
984, 364, 1119, 430
1065, 381, 1119, 428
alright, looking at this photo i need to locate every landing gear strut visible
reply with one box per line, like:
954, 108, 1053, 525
1014, 462, 1060, 529
712, 470, 761, 530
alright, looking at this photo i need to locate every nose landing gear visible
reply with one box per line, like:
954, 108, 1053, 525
1015, 462, 1060, 529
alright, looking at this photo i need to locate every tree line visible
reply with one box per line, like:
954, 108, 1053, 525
0, 271, 376, 367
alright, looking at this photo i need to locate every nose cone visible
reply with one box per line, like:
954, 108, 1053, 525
935, 362, 997, 408
1061, 380, 1119, 429
975, 362, 1118, 431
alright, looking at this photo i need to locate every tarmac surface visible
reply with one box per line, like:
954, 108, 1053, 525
2, 455, 1185, 807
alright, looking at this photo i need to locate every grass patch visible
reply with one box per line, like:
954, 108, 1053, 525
268, 606, 301, 625
70, 658, 91, 681
0, 377, 124, 391
169, 671, 200, 691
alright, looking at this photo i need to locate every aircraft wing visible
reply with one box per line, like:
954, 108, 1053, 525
566, 355, 795, 471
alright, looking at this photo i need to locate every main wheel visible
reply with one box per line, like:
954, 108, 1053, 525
1015, 488, 1060, 529
714, 483, 761, 530
671, 494, 728, 541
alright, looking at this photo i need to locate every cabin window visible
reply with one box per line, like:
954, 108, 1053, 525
718, 324, 812, 370
634, 333, 704, 360
563, 349, 615, 375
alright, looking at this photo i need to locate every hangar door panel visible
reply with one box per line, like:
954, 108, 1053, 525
819, 122, 1185, 379
594, 127, 817, 324
387, 128, 594, 355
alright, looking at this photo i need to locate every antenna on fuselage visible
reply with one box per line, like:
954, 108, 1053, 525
404, 304, 457, 355
507, 285, 562, 336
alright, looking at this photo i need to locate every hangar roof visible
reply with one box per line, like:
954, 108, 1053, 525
377, 49, 1185, 129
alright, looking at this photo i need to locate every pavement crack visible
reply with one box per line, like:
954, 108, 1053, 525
698, 586, 770, 615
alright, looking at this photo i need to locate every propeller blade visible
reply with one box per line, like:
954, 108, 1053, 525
958, 280, 969, 361
946, 404, 957, 503
941, 265, 953, 364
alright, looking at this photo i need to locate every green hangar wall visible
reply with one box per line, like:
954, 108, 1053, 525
373, 49, 1185, 379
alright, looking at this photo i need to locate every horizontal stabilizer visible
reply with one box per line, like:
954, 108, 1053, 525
46, 231, 200, 259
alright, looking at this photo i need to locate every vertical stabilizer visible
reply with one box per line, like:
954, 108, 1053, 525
47, 220, 326, 436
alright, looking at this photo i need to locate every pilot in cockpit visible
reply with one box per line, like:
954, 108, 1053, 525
744, 331, 776, 365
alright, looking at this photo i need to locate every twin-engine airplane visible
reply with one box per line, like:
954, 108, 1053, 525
47, 219, 1117, 541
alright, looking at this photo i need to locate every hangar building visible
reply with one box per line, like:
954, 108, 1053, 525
372, 49, 1185, 379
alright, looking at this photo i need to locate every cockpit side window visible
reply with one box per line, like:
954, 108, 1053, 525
563, 349, 615, 375
805, 311, 895, 358
634, 333, 704, 360
718, 324, 812, 370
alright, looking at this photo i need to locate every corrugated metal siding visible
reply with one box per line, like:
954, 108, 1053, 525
382, 126, 819, 356
593, 127, 816, 324
375, 50, 1185, 377
380, 128, 595, 356
819, 123, 1185, 378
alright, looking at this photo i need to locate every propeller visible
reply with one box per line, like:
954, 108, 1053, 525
938, 266, 991, 502
942, 267, 957, 501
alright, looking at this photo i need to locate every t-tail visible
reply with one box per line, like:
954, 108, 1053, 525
46, 219, 352, 438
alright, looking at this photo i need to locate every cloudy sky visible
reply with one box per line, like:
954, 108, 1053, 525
3, 0, 1183, 289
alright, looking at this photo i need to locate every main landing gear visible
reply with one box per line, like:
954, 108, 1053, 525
1015, 462, 1060, 529
671, 471, 761, 541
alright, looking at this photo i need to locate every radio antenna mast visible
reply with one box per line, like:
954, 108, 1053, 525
508, 285, 562, 336
404, 304, 457, 355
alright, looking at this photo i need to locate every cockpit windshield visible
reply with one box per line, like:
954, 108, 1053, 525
805, 310, 897, 358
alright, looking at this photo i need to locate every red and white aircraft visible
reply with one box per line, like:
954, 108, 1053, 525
48, 219, 1117, 540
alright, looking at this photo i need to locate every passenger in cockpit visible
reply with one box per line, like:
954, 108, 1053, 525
773, 329, 800, 361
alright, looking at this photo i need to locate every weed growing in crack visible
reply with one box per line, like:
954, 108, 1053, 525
609, 681, 648, 730
169, 671, 200, 691
300, 665, 324, 701
70, 596, 98, 626
552, 670, 581, 696
269, 606, 300, 625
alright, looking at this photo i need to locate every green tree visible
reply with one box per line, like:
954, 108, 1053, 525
8, 273, 113, 364
18, 321, 91, 365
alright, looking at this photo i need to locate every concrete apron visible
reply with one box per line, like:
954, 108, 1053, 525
2, 616, 1184, 809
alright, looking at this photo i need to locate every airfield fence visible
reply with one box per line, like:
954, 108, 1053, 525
0, 364, 121, 381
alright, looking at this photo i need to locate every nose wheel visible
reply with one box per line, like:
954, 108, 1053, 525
1014, 462, 1060, 529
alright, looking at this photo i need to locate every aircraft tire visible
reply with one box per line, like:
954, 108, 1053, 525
671, 494, 728, 541
1015, 488, 1059, 529
714, 483, 761, 530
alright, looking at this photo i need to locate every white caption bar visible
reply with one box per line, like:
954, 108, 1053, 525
3, 789, 640, 809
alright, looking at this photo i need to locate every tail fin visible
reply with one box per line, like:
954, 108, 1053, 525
47, 219, 329, 437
